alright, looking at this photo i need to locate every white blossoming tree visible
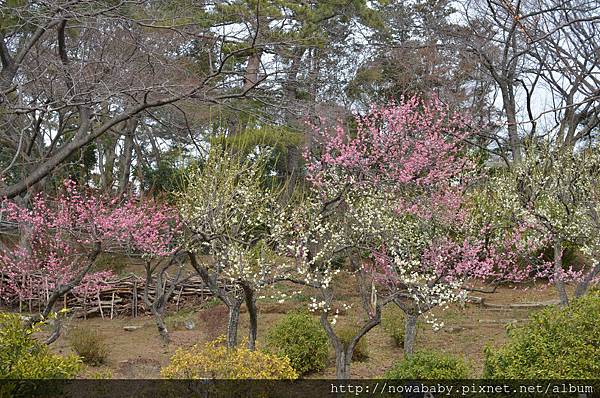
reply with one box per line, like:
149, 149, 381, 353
177, 149, 284, 349
274, 185, 398, 380
492, 143, 600, 305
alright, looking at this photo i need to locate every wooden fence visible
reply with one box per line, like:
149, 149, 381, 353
0, 272, 231, 319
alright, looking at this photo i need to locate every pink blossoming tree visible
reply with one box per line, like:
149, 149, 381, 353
0, 180, 179, 342
299, 97, 536, 361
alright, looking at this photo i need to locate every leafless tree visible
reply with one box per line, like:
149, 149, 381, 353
0, 1, 283, 198
142, 251, 191, 343
451, 0, 600, 162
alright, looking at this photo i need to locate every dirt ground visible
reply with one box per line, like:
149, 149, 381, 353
39, 273, 568, 379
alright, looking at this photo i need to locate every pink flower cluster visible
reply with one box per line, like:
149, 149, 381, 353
306, 97, 536, 291
307, 96, 471, 187
307, 97, 472, 221
0, 180, 180, 305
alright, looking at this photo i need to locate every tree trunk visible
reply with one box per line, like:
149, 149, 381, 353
335, 349, 350, 380
284, 144, 299, 199
500, 83, 522, 163
403, 313, 418, 355
41, 248, 100, 319
281, 47, 307, 198
44, 317, 62, 345
227, 49, 263, 136
242, 284, 257, 350
153, 311, 169, 343
147, 283, 170, 344
26, 245, 101, 332
319, 301, 351, 379
99, 136, 117, 191
226, 299, 242, 348
574, 261, 600, 298
554, 239, 569, 306
15, 194, 33, 252
143, 255, 187, 344
117, 119, 137, 195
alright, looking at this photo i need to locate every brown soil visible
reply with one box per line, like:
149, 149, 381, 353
43, 275, 566, 379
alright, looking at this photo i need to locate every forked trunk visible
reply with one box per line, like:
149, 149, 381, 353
320, 310, 352, 379
320, 299, 381, 379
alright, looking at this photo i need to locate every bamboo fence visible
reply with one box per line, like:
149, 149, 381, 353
0, 272, 230, 319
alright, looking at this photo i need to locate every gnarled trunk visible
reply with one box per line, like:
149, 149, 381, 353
241, 283, 257, 350
226, 299, 242, 348
403, 313, 418, 355
44, 317, 62, 345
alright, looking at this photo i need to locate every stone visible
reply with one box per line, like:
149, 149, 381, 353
466, 296, 484, 305
123, 325, 142, 331
509, 300, 560, 308
478, 318, 525, 324
444, 326, 466, 333
184, 320, 195, 330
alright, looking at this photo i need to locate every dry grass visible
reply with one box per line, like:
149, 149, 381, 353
47, 272, 564, 379
67, 327, 109, 366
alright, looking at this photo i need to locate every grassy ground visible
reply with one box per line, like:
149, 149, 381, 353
42, 272, 565, 379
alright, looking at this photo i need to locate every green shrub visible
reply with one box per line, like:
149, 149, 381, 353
483, 292, 600, 378
384, 351, 471, 379
68, 327, 108, 366
0, 313, 81, 378
336, 325, 369, 362
265, 312, 328, 375
382, 310, 405, 347
161, 337, 298, 379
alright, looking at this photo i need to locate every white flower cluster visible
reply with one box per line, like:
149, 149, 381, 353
308, 297, 329, 312
175, 151, 292, 297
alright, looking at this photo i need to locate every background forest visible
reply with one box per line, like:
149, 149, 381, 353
0, 0, 599, 385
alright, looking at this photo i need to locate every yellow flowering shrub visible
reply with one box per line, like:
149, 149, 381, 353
0, 313, 81, 379
161, 337, 298, 379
